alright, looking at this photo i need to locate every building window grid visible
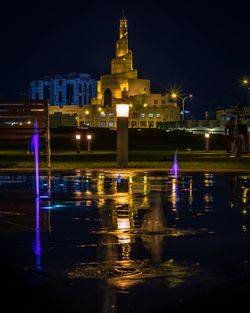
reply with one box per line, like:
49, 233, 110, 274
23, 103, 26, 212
30, 74, 97, 106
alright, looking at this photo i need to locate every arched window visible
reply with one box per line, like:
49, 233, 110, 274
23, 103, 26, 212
104, 88, 112, 107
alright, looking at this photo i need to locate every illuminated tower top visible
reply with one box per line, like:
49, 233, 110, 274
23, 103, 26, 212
111, 15, 136, 76
116, 16, 128, 57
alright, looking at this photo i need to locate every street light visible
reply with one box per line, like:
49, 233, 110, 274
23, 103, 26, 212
242, 78, 250, 106
86, 134, 92, 152
116, 103, 129, 168
204, 132, 210, 152
46, 101, 51, 168
75, 133, 81, 154
171, 93, 192, 121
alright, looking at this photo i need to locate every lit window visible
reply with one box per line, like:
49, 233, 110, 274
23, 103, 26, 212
148, 113, 154, 118
109, 113, 114, 119
101, 112, 106, 118
141, 113, 145, 119
148, 121, 154, 128
156, 113, 161, 118
100, 121, 106, 127
109, 121, 114, 127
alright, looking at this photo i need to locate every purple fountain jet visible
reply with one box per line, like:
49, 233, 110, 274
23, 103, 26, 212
170, 150, 179, 179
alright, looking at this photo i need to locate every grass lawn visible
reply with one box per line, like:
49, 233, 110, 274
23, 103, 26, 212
0, 150, 249, 171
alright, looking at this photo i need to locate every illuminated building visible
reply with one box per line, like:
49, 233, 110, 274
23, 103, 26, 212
0, 99, 48, 140
30, 15, 179, 128
91, 14, 180, 128
30, 72, 97, 106
95, 15, 150, 104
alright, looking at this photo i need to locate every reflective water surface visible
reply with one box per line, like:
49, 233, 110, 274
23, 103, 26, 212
0, 170, 250, 312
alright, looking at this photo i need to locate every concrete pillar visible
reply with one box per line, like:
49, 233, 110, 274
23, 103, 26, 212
116, 104, 129, 167
204, 133, 210, 152
117, 116, 128, 167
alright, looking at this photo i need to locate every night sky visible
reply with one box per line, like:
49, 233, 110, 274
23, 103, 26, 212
1, 0, 250, 118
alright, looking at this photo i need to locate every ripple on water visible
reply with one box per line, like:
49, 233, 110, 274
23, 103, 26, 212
68, 259, 202, 289
94, 227, 214, 237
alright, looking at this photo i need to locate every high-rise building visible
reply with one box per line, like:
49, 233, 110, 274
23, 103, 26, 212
30, 72, 97, 106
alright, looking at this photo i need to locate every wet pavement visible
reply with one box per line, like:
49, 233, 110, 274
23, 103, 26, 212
0, 170, 250, 312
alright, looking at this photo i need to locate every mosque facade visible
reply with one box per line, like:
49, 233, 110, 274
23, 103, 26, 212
49, 15, 180, 128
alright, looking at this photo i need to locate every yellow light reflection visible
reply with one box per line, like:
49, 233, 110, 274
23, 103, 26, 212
117, 217, 130, 230
112, 178, 117, 193
171, 178, 177, 211
143, 174, 148, 194
96, 174, 105, 208
129, 175, 133, 195
115, 194, 129, 205
189, 178, 193, 206
242, 188, 249, 204
117, 217, 131, 246
97, 174, 104, 194
203, 173, 214, 187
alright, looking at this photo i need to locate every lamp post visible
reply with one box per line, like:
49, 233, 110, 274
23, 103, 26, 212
204, 132, 210, 152
46, 101, 51, 168
75, 133, 81, 154
171, 93, 192, 121
86, 134, 92, 153
116, 103, 129, 168
242, 79, 249, 106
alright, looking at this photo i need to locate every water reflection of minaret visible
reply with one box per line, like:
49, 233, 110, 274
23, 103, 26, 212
141, 191, 166, 262
141, 195, 166, 233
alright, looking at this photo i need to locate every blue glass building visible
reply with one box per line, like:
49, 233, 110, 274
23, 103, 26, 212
30, 72, 97, 106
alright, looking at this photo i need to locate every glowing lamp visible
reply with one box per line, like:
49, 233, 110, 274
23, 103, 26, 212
87, 134, 92, 140
75, 134, 81, 140
116, 104, 129, 117
205, 133, 210, 139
